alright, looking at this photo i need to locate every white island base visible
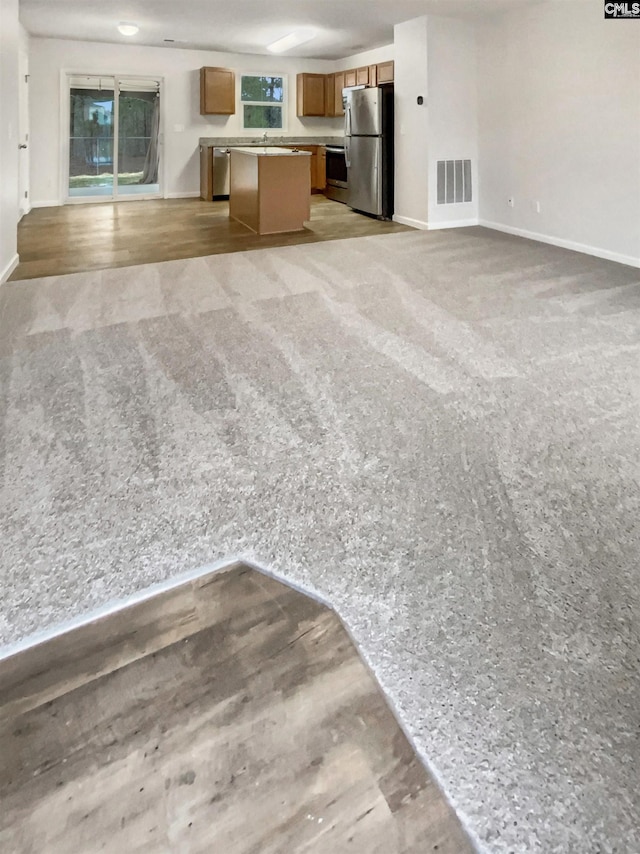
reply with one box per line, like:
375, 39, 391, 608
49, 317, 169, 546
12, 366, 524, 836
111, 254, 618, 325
229, 147, 312, 235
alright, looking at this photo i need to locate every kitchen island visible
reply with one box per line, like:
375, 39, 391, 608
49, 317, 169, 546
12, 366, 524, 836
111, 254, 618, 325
229, 147, 312, 235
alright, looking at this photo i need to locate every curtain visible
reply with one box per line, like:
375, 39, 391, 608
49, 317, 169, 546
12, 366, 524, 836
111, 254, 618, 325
141, 93, 160, 184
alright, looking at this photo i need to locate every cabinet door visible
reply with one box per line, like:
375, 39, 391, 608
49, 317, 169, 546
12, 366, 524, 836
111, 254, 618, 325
368, 64, 378, 87
318, 149, 326, 191
334, 72, 345, 117
376, 61, 394, 84
281, 146, 316, 191
297, 74, 326, 116
303, 146, 320, 190
344, 69, 357, 88
200, 67, 235, 115
325, 73, 335, 116
199, 145, 213, 200
356, 66, 369, 86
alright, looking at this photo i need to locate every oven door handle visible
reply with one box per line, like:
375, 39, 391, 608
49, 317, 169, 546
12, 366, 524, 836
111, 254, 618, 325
325, 146, 345, 153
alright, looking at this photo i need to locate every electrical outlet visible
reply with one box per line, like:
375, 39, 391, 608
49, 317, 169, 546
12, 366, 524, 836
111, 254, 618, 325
507, 197, 515, 208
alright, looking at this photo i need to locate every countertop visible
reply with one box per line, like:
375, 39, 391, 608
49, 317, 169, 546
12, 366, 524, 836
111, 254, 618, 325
231, 147, 312, 157
199, 136, 344, 148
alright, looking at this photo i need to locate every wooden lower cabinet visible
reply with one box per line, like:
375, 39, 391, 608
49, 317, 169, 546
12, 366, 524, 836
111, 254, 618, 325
199, 145, 213, 200
318, 148, 326, 192
281, 146, 325, 192
229, 150, 310, 235
201, 145, 326, 200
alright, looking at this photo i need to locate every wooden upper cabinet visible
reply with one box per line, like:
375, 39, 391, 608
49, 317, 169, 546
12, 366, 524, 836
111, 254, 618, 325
200, 67, 235, 115
344, 68, 357, 88
356, 66, 369, 86
325, 73, 335, 116
376, 60, 394, 84
333, 72, 345, 117
368, 64, 378, 88
297, 73, 326, 116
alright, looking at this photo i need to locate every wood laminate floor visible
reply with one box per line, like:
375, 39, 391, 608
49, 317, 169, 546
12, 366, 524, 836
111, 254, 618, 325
10, 196, 412, 281
0, 563, 474, 854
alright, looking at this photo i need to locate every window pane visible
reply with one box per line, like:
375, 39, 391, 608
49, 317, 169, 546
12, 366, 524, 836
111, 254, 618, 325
243, 105, 283, 129
118, 91, 158, 185
241, 76, 284, 103
69, 87, 115, 193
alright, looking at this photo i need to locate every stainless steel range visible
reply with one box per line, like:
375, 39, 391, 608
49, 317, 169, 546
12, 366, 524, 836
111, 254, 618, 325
324, 145, 348, 204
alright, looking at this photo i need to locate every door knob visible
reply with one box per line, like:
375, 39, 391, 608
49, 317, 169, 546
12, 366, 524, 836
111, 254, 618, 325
18, 144, 27, 149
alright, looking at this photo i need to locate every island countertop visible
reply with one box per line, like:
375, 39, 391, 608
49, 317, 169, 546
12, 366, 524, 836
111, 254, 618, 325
229, 147, 311, 235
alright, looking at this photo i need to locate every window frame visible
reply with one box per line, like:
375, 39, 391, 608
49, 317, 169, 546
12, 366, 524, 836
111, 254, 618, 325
239, 72, 288, 132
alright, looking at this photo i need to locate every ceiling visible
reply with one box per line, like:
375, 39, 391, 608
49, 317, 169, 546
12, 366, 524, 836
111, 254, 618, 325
19, 0, 540, 60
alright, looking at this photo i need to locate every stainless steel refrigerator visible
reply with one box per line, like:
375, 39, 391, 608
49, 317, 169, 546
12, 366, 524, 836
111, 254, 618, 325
344, 85, 394, 219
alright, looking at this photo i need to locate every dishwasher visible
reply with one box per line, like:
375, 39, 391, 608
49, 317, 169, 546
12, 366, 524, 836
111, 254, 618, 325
213, 147, 231, 198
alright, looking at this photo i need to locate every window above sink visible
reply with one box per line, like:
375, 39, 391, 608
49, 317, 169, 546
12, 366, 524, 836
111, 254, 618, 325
240, 74, 287, 131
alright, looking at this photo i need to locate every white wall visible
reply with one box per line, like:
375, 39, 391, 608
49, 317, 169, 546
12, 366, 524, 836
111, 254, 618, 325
478, 0, 640, 266
426, 16, 478, 227
0, 0, 20, 282
334, 43, 394, 72
28, 38, 343, 205
393, 16, 430, 229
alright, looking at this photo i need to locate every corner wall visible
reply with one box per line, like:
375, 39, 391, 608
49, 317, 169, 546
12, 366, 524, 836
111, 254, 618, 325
477, 1, 640, 267
0, 0, 19, 283
393, 17, 429, 229
426, 16, 478, 228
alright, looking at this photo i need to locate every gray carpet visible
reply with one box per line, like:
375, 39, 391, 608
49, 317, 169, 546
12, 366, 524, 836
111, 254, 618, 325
1, 226, 639, 853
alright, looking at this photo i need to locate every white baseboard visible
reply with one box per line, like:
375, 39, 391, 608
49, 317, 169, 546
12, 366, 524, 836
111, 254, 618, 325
392, 215, 479, 231
1, 253, 19, 285
165, 191, 201, 199
427, 218, 479, 230
393, 214, 429, 229
32, 200, 60, 208
479, 219, 640, 269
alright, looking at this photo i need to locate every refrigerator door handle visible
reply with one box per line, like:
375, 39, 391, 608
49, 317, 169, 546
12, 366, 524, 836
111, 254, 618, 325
346, 104, 352, 139
345, 137, 351, 168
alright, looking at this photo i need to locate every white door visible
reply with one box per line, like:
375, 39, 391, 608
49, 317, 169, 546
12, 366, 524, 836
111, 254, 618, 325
18, 47, 29, 218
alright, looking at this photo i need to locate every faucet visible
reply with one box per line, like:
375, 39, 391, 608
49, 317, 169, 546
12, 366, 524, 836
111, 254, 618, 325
261, 131, 268, 144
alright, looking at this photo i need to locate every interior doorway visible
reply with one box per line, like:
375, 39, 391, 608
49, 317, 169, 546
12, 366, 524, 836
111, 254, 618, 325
18, 47, 30, 218
66, 75, 162, 202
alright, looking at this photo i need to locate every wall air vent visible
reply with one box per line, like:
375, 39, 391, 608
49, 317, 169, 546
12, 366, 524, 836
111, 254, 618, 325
437, 159, 472, 205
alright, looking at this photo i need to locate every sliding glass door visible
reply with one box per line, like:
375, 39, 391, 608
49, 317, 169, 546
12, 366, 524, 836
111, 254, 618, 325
67, 75, 161, 201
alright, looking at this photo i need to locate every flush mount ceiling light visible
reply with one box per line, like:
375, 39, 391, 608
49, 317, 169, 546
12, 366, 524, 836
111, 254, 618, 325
117, 22, 139, 36
267, 29, 316, 53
